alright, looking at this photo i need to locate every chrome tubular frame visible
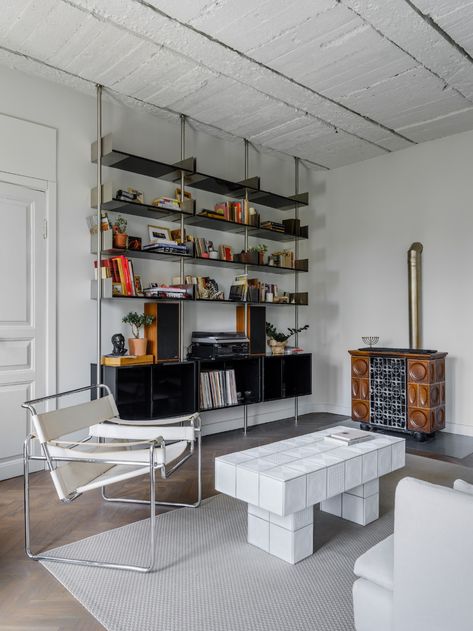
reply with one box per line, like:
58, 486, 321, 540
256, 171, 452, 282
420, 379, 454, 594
101, 414, 202, 509
23, 432, 159, 573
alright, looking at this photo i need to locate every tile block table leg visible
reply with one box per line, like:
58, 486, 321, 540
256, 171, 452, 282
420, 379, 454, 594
320, 494, 342, 517
247, 505, 314, 564
342, 480, 379, 526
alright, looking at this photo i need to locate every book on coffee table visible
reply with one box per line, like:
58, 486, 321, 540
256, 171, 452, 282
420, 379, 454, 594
326, 428, 373, 445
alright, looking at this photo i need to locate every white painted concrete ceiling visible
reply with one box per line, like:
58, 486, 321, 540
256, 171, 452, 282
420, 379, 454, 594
2, 0, 473, 169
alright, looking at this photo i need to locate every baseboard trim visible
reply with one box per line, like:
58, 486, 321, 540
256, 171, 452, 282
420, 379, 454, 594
0, 457, 43, 481
444, 422, 473, 437
201, 400, 314, 436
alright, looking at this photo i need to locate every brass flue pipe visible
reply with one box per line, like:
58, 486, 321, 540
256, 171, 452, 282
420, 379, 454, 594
408, 242, 423, 349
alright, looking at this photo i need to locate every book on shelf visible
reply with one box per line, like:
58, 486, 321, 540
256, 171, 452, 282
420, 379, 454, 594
200, 368, 238, 410
197, 199, 260, 226
260, 220, 285, 233
94, 259, 112, 280
100, 255, 135, 296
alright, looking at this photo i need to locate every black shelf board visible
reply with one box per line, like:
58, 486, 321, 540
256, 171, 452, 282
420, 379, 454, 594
96, 148, 194, 182
102, 198, 190, 222
103, 248, 191, 263
190, 256, 306, 274
102, 295, 307, 306
187, 212, 308, 242
94, 145, 308, 211
185, 172, 308, 211
102, 248, 307, 274
194, 298, 307, 307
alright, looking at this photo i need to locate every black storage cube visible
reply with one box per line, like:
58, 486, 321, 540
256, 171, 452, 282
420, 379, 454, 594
152, 362, 196, 418
283, 354, 312, 397
263, 356, 283, 401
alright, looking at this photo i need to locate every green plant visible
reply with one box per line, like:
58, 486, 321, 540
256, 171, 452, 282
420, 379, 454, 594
249, 243, 268, 253
265, 322, 309, 343
122, 311, 154, 338
113, 215, 128, 234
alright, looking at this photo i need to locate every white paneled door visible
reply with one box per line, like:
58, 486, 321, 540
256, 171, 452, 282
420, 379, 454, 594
0, 180, 47, 480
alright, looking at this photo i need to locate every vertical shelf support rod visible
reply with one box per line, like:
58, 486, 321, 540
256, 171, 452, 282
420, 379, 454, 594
179, 114, 186, 361
243, 138, 250, 435
294, 156, 300, 425
96, 84, 103, 383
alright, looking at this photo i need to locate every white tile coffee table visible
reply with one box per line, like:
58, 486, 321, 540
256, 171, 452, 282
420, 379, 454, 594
215, 426, 405, 564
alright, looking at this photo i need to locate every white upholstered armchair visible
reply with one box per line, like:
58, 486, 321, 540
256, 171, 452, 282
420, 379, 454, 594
353, 476, 473, 631
22, 384, 201, 573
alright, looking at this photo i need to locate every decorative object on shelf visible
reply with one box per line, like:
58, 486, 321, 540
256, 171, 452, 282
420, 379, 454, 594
148, 224, 171, 243
112, 215, 127, 249
133, 275, 143, 296
87, 211, 110, 235
361, 336, 379, 349
349, 348, 447, 439
115, 188, 143, 204
122, 311, 155, 356
195, 277, 223, 300
127, 236, 142, 251
266, 322, 309, 354
110, 333, 127, 356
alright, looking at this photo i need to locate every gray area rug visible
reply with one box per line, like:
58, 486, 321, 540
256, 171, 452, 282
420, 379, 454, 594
41, 455, 473, 631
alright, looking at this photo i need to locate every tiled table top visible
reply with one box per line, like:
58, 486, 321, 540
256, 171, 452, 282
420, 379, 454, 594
215, 426, 406, 517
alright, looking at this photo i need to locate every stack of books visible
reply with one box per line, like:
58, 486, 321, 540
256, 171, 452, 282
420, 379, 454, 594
200, 369, 238, 410
94, 259, 112, 280
143, 284, 193, 300
260, 220, 285, 233
271, 249, 295, 268
116, 189, 142, 203
106, 255, 137, 296
143, 240, 189, 255
198, 200, 259, 226
151, 196, 181, 210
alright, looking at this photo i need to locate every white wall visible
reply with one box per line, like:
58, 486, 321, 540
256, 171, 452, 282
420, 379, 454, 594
0, 65, 312, 434
309, 129, 473, 435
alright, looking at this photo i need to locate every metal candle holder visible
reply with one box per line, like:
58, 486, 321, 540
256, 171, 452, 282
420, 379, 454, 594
362, 336, 379, 349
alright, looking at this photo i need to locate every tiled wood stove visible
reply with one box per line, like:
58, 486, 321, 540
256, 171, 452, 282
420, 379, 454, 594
348, 348, 447, 440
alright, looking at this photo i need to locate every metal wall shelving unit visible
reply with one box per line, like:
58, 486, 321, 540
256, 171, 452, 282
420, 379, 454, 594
92, 85, 311, 432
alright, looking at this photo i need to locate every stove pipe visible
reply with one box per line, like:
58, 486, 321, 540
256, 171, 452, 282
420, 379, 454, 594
408, 242, 423, 349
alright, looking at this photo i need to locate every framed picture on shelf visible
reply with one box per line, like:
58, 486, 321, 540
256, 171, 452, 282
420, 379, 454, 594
134, 275, 143, 296
148, 225, 171, 243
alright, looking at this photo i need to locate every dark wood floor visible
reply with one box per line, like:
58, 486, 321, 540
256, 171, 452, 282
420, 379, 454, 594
1, 412, 472, 630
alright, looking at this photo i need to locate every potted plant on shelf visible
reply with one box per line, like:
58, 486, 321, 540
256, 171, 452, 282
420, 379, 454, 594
112, 215, 128, 249
265, 322, 309, 355
122, 311, 155, 356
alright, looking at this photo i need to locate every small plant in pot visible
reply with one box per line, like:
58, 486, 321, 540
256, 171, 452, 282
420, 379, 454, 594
249, 243, 268, 265
122, 311, 154, 356
265, 322, 309, 354
112, 215, 128, 249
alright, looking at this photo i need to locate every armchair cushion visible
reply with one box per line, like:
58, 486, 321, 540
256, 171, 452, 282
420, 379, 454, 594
354, 535, 394, 591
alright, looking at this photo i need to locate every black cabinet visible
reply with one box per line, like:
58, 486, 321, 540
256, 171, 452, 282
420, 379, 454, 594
93, 353, 311, 421
262, 354, 312, 401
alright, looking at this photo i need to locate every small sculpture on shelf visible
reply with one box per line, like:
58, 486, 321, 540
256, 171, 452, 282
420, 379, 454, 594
110, 333, 127, 356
